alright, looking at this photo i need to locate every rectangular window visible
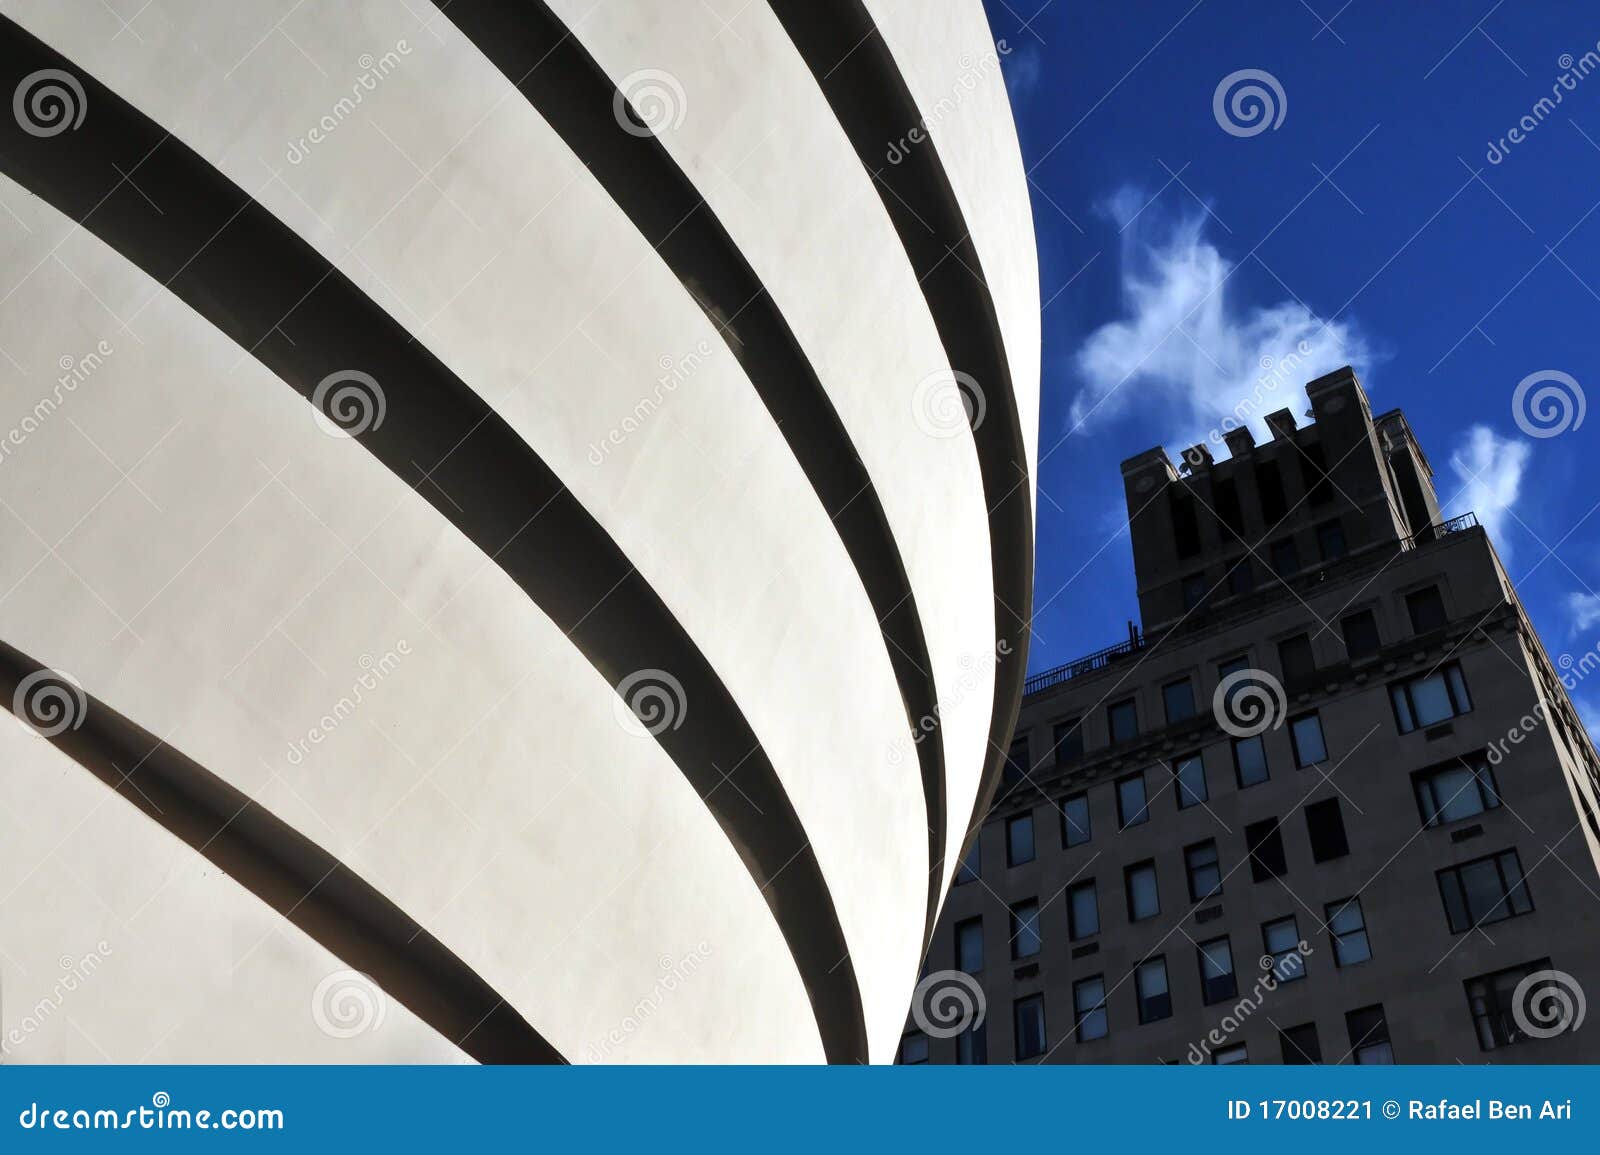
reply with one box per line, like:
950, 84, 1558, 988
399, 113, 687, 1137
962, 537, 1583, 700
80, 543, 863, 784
1107, 698, 1139, 744
1053, 718, 1083, 763
1346, 1004, 1394, 1064
956, 838, 980, 885
1280, 1022, 1322, 1064
1060, 792, 1091, 847
1163, 678, 1198, 723
1173, 753, 1208, 809
956, 1022, 987, 1064
1465, 958, 1555, 1051
1009, 899, 1041, 959
1262, 916, 1305, 982
898, 1033, 929, 1064
1391, 662, 1473, 732
1186, 839, 1222, 901
1003, 738, 1030, 786
1006, 812, 1035, 867
1316, 519, 1347, 561
1278, 633, 1316, 683
1197, 936, 1237, 1004
1073, 976, 1108, 1042
1341, 610, 1380, 659
1414, 758, 1500, 828
1406, 585, 1447, 633
1305, 798, 1350, 862
1437, 849, 1534, 934
1172, 490, 1202, 557
1290, 711, 1328, 766
1232, 734, 1270, 787
1302, 441, 1333, 505
1256, 460, 1287, 523
1013, 995, 1046, 1060
1117, 772, 1149, 829
955, 917, 984, 974
1216, 477, 1245, 534
1227, 557, 1254, 596
1182, 573, 1208, 611
1245, 817, 1287, 882
1213, 1043, 1249, 1065
1135, 957, 1172, 1024
1125, 860, 1160, 921
1270, 537, 1300, 577
1326, 897, 1371, 967
1067, 880, 1099, 941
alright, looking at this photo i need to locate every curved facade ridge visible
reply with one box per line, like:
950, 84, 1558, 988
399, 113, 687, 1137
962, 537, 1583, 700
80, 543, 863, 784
0, 0, 1038, 1063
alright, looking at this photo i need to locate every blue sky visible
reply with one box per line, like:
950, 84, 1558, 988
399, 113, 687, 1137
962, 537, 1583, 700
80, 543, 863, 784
985, 0, 1600, 724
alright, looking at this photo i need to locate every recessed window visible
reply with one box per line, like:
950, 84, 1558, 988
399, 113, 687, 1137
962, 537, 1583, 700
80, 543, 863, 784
1003, 738, 1030, 787
1107, 698, 1139, 744
1301, 441, 1333, 505
898, 1032, 929, 1064
1406, 585, 1447, 633
1060, 792, 1091, 847
1326, 897, 1372, 966
1391, 662, 1473, 732
1067, 880, 1100, 941
1136, 956, 1172, 1023
1197, 936, 1237, 1004
1215, 477, 1245, 534
1305, 798, 1350, 862
1340, 610, 1381, 660
1262, 916, 1305, 982
1316, 519, 1347, 561
1125, 860, 1159, 921
1256, 460, 1287, 523
1163, 678, 1198, 724
1346, 1004, 1394, 1064
1013, 995, 1046, 1060
1053, 718, 1084, 763
1181, 573, 1208, 611
1290, 711, 1328, 766
1185, 839, 1222, 901
955, 917, 984, 974
1465, 957, 1555, 1051
1278, 633, 1316, 683
1009, 899, 1041, 959
1006, 812, 1035, 867
956, 1021, 987, 1064
1073, 976, 1108, 1042
1227, 558, 1254, 596
1245, 817, 1287, 882
1279, 1022, 1322, 1064
1213, 1043, 1249, 1064
1270, 537, 1299, 577
1414, 758, 1501, 827
1437, 849, 1533, 934
1172, 490, 1202, 557
1117, 771, 1149, 829
1173, 753, 1208, 808
956, 838, 980, 885
1232, 734, 1270, 788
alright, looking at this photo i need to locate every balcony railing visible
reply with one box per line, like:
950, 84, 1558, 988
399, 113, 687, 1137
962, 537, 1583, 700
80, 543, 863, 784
1023, 630, 1146, 696
1401, 510, 1479, 550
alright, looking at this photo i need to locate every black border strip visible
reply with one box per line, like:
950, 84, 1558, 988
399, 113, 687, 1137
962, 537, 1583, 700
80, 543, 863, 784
429, 0, 949, 948
767, 1, 1036, 899
0, 17, 865, 1062
0, 644, 560, 1063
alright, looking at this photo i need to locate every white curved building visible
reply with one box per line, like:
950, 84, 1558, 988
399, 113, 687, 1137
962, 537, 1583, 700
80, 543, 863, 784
0, 0, 1037, 1063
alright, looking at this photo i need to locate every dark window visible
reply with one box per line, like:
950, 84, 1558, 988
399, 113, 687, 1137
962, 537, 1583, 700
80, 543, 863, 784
1465, 957, 1556, 1051
1107, 698, 1139, 744
1316, 519, 1347, 561
1232, 735, 1270, 787
956, 917, 984, 974
1197, 936, 1237, 1004
1270, 537, 1300, 577
1173, 753, 1208, 809
956, 1021, 988, 1064
1437, 849, 1534, 934
1185, 839, 1222, 901
1117, 772, 1149, 829
1009, 899, 1041, 959
1125, 860, 1160, 921
1003, 738, 1030, 786
956, 838, 980, 885
1301, 441, 1332, 505
1136, 957, 1172, 1024
1263, 916, 1306, 982
1290, 711, 1328, 766
1245, 817, 1287, 882
1346, 1004, 1394, 1064
1414, 758, 1501, 828
1341, 610, 1380, 659
1280, 1022, 1322, 1064
1006, 812, 1035, 867
1061, 792, 1091, 847
1214, 1043, 1248, 1065
1013, 995, 1046, 1060
1181, 572, 1208, 611
1305, 798, 1350, 862
898, 1033, 929, 1064
1215, 477, 1245, 535
1278, 633, 1316, 683
1390, 662, 1473, 732
1256, 460, 1287, 523
1067, 880, 1099, 941
1406, 585, 1448, 634
1163, 678, 1198, 724
1073, 976, 1108, 1042
1326, 897, 1371, 966
1172, 490, 1201, 558
1053, 718, 1083, 763
1215, 653, 1253, 719
1227, 557, 1254, 596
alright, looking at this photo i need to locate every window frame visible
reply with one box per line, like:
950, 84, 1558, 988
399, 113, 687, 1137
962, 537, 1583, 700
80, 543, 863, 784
1413, 758, 1501, 828
1073, 975, 1109, 1042
1009, 898, 1042, 960
1245, 817, 1287, 882
1117, 771, 1150, 829
1196, 935, 1238, 1005
1067, 879, 1100, 942
1326, 897, 1372, 967
1262, 915, 1305, 982
1172, 752, 1208, 809
955, 916, 984, 975
1436, 848, 1534, 934
1289, 711, 1328, 767
1124, 859, 1160, 922
898, 1032, 930, 1064
1316, 518, 1347, 562
1162, 677, 1198, 724
1060, 791, 1091, 848
1107, 697, 1139, 745
1406, 584, 1448, 634
1340, 608, 1381, 660
1006, 811, 1036, 867
1185, 839, 1223, 901
1346, 1004, 1394, 1064
1232, 734, 1270, 788
1135, 956, 1172, 1024
955, 837, 981, 885
1053, 718, 1084, 763
1390, 662, 1473, 733
1305, 797, 1350, 863
1013, 994, 1046, 1060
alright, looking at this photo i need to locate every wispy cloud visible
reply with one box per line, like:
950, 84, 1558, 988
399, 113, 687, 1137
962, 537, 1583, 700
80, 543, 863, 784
1444, 425, 1528, 562
1568, 591, 1600, 633
999, 41, 1043, 100
1071, 188, 1370, 452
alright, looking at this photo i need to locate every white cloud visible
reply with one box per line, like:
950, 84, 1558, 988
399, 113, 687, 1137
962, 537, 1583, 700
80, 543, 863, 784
1071, 190, 1371, 453
1444, 425, 1528, 562
1568, 591, 1600, 632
